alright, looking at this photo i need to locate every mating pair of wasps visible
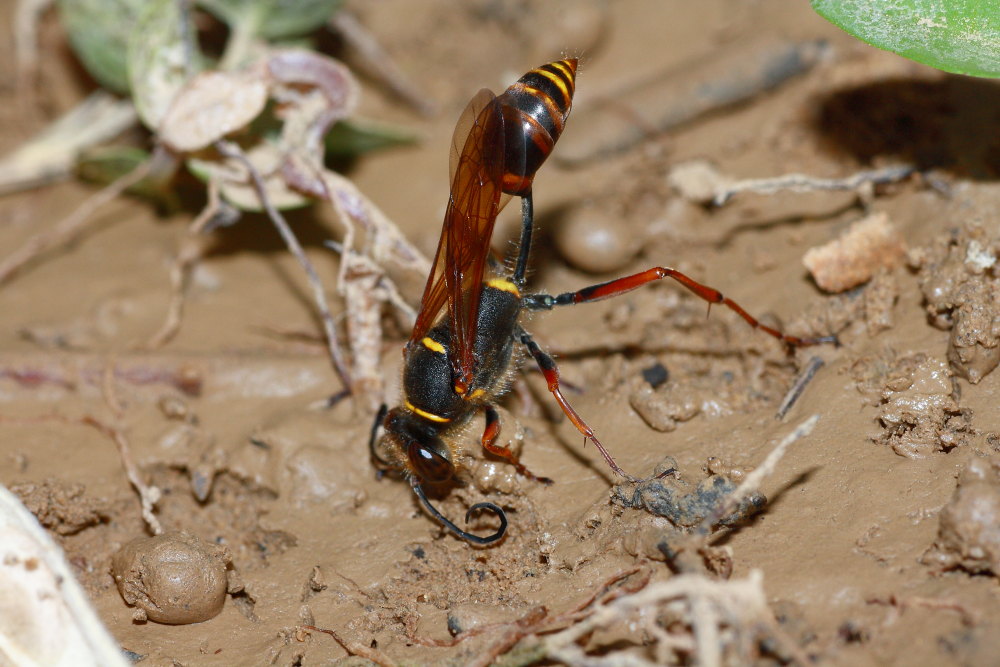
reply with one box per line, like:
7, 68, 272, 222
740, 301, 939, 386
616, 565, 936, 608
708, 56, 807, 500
369, 59, 834, 544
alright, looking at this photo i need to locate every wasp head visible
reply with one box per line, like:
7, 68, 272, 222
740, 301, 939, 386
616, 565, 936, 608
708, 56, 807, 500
369, 404, 507, 545
380, 406, 455, 484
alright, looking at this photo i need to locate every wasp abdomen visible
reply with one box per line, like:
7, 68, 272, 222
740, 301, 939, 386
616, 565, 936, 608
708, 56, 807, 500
497, 59, 577, 196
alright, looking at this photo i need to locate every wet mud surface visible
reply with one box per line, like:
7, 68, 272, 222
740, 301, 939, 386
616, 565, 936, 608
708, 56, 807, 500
2, 1, 1000, 665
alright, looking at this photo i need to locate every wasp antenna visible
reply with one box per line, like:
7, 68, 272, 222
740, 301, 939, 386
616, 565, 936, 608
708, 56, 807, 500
410, 479, 507, 545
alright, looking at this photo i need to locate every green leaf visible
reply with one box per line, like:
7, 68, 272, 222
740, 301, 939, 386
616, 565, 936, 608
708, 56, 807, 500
76, 145, 180, 209
325, 118, 420, 157
811, 0, 1000, 78
198, 0, 343, 40
57, 0, 146, 93
76, 145, 150, 183
127, 0, 199, 130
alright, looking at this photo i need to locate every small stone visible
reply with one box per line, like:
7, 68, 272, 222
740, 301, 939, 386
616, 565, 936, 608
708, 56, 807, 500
803, 212, 906, 292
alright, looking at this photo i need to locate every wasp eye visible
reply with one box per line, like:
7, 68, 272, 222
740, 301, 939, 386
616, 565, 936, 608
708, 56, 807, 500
408, 441, 453, 484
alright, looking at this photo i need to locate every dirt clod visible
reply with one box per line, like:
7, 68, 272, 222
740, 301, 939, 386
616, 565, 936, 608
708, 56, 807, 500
629, 383, 703, 432
874, 354, 972, 458
111, 531, 232, 624
803, 212, 906, 292
912, 224, 1000, 383
923, 457, 1000, 576
10, 479, 106, 535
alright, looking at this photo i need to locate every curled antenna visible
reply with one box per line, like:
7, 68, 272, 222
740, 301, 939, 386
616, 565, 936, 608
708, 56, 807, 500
410, 478, 507, 545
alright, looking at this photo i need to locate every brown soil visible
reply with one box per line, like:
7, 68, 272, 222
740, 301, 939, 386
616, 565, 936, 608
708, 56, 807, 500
3, 1, 1000, 665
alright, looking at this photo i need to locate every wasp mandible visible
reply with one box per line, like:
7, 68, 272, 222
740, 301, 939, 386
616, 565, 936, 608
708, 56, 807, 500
370, 59, 835, 544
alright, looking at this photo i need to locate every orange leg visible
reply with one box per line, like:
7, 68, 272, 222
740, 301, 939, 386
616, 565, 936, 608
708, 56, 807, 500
518, 329, 640, 482
523, 266, 838, 348
481, 404, 553, 484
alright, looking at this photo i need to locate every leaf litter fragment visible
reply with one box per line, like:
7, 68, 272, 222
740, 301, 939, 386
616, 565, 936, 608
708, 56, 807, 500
5, 5, 430, 406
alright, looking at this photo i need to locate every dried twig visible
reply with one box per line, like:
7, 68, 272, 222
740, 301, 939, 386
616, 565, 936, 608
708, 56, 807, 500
93, 360, 163, 535
542, 570, 797, 667
697, 415, 819, 538
0, 411, 163, 536
81, 416, 163, 536
300, 624, 398, 667
13, 0, 52, 96
710, 165, 915, 206
291, 157, 428, 407
775, 356, 824, 420
408, 565, 650, 667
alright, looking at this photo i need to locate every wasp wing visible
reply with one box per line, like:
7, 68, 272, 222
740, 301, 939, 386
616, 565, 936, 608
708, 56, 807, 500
410, 89, 506, 393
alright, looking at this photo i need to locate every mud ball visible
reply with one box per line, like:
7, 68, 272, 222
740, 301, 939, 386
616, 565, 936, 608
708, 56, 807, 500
555, 203, 639, 274
111, 531, 230, 624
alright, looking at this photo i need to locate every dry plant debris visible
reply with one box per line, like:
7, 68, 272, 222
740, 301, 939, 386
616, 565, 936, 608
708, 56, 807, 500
668, 159, 914, 208
8, 479, 107, 535
2, 1, 429, 406
542, 570, 799, 667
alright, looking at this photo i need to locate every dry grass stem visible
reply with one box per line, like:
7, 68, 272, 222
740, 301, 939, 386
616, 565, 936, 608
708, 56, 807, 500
699, 414, 819, 537
712, 165, 914, 206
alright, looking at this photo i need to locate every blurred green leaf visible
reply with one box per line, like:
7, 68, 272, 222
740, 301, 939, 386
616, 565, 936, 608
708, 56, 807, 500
325, 118, 420, 157
128, 0, 199, 129
811, 0, 1000, 77
76, 145, 180, 208
57, 0, 146, 93
198, 0, 343, 40
76, 145, 149, 183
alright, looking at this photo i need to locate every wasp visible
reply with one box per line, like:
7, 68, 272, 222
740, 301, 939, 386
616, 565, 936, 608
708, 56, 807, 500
370, 59, 836, 544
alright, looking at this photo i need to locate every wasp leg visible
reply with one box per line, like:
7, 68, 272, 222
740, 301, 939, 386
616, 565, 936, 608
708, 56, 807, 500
481, 404, 554, 484
512, 192, 534, 285
410, 478, 507, 545
518, 328, 640, 482
523, 267, 839, 348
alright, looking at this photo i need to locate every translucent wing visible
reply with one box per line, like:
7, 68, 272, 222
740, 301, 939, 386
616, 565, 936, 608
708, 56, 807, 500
410, 89, 506, 393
